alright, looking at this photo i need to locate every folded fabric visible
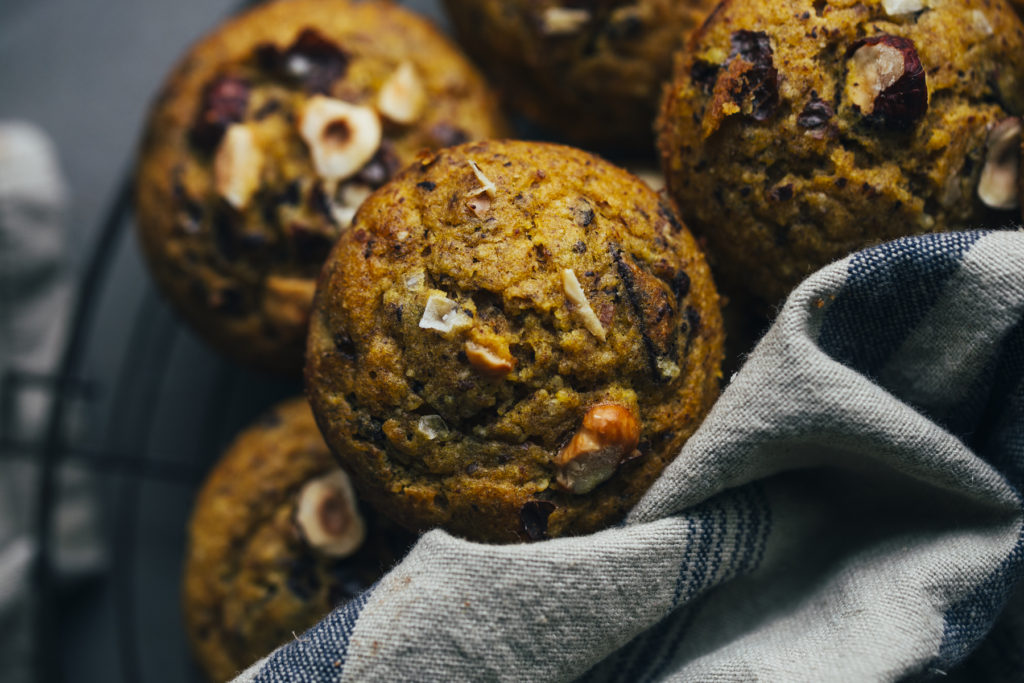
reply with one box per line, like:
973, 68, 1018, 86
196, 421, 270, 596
236, 229, 1024, 682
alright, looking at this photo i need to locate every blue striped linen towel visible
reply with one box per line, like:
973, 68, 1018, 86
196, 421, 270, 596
235, 229, 1024, 682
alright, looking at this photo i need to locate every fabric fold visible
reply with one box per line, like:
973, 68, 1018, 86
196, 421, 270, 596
238, 229, 1024, 682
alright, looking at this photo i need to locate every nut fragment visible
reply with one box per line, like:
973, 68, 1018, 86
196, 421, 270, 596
294, 470, 365, 557
419, 291, 472, 334
555, 404, 640, 494
845, 35, 927, 130
416, 415, 449, 440
540, 7, 591, 35
299, 95, 382, 188
882, 0, 924, 15
377, 61, 427, 125
264, 275, 317, 328
330, 182, 373, 228
977, 117, 1022, 210
214, 124, 264, 209
465, 160, 496, 197
465, 336, 515, 376
562, 269, 606, 341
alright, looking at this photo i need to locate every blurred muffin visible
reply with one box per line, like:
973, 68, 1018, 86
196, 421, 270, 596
136, 0, 507, 374
442, 0, 718, 149
182, 397, 413, 681
305, 140, 724, 543
658, 0, 1024, 309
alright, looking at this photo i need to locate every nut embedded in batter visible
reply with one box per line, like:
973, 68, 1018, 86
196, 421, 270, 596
555, 404, 641, 494
294, 469, 366, 557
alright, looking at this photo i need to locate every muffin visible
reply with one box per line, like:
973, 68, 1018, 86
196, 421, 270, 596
658, 0, 1024, 309
442, 0, 718, 149
136, 0, 507, 374
305, 140, 724, 543
182, 398, 412, 681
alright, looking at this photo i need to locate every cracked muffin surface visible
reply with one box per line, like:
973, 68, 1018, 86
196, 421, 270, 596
442, 0, 718, 149
305, 140, 724, 543
136, 0, 506, 374
182, 397, 412, 682
658, 0, 1024, 309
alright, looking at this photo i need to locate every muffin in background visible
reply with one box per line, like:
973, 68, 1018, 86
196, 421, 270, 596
182, 397, 413, 682
136, 0, 507, 374
442, 0, 718, 150
659, 0, 1024, 310
306, 140, 724, 543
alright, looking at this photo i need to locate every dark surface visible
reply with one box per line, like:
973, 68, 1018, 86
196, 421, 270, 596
0, 1, 443, 681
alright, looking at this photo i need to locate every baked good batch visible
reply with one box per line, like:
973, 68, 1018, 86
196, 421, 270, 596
182, 398, 412, 681
658, 0, 1024, 308
136, 0, 506, 373
305, 140, 724, 543
442, 0, 718, 148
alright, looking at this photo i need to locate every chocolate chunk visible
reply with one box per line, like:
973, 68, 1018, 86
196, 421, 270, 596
258, 29, 350, 94
658, 202, 684, 233
290, 223, 334, 264
612, 245, 679, 380
767, 184, 794, 201
356, 142, 401, 188
572, 240, 587, 254
429, 123, 470, 147
671, 270, 691, 301
727, 30, 779, 122
520, 500, 556, 541
690, 59, 721, 96
333, 333, 356, 360
310, 181, 336, 226
416, 180, 437, 192
285, 553, 321, 600
189, 75, 250, 152
797, 97, 834, 129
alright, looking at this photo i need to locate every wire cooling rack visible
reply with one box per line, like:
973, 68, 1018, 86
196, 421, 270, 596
0, 1, 316, 679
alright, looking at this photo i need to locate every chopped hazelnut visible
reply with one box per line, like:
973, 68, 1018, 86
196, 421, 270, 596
467, 193, 492, 218
416, 415, 449, 440
844, 35, 927, 130
419, 291, 472, 334
465, 337, 515, 376
299, 95, 382, 188
561, 269, 606, 341
977, 117, 1021, 210
540, 7, 591, 35
377, 61, 427, 125
264, 275, 317, 327
465, 160, 496, 197
294, 470, 365, 557
555, 404, 640, 494
213, 124, 264, 209
331, 182, 373, 228
882, 0, 924, 15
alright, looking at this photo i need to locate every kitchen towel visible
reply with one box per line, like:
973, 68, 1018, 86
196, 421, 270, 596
237, 229, 1024, 682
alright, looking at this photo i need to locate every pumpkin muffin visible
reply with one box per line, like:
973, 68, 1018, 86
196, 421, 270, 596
658, 0, 1024, 309
442, 0, 718, 149
182, 397, 412, 681
305, 140, 724, 543
136, 0, 506, 373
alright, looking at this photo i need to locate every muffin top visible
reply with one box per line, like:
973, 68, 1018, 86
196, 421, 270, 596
306, 139, 724, 543
136, 0, 506, 373
658, 0, 1024, 307
182, 397, 411, 682
443, 0, 718, 149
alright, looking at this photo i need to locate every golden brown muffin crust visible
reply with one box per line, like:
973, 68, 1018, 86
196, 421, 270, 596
306, 140, 724, 543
